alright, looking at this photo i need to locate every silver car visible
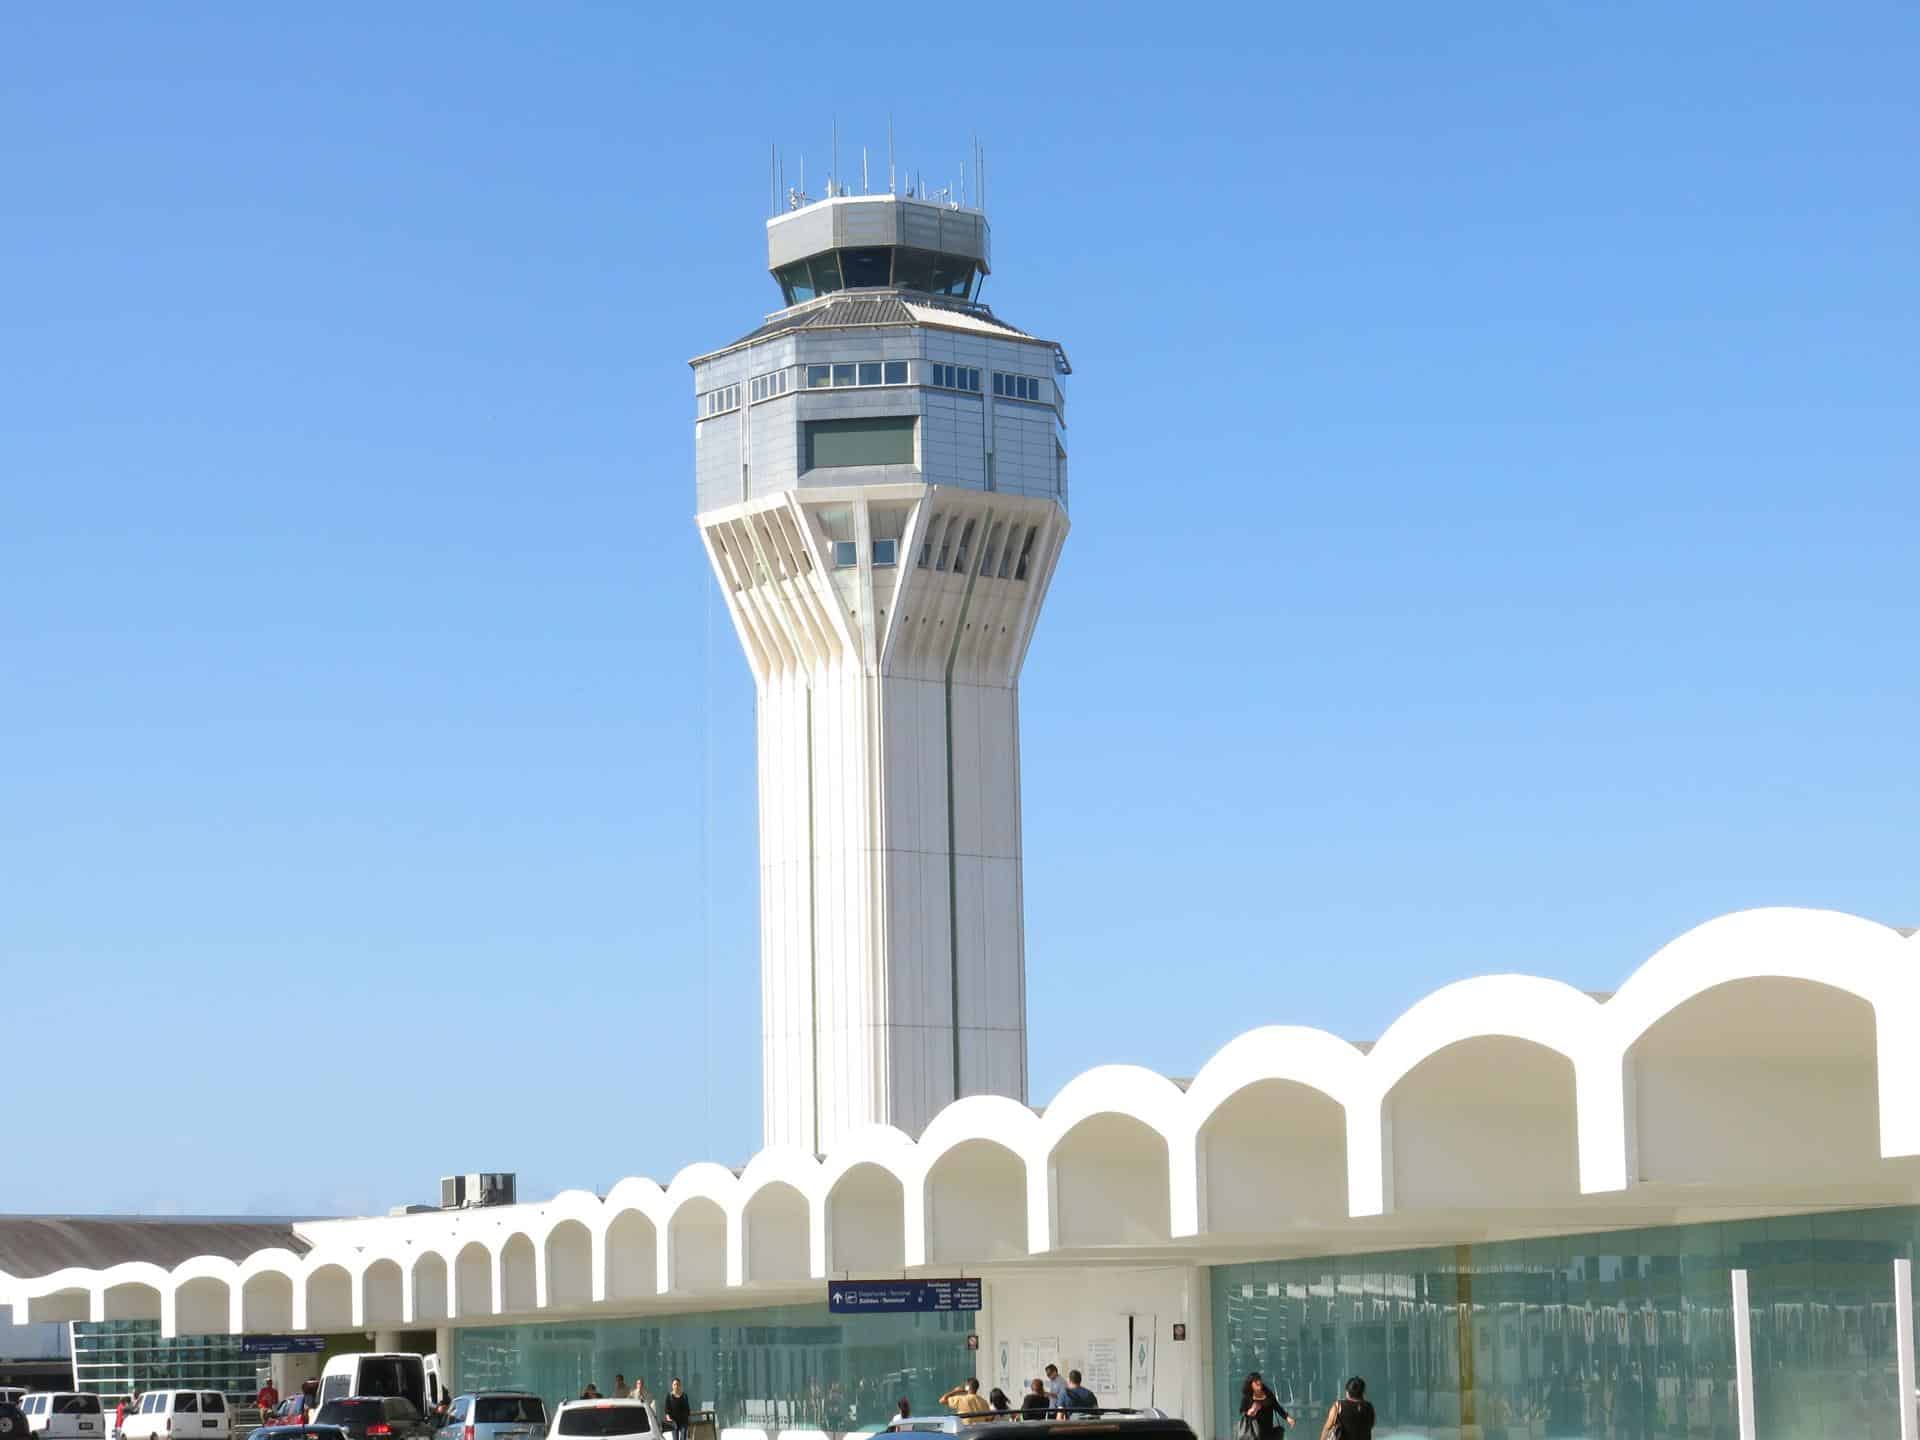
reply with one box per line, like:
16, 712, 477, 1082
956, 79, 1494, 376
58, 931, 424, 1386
438, 1395, 547, 1440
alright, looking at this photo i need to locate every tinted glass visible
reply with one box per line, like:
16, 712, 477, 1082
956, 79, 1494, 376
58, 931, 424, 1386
883, 361, 907, 385
831, 363, 855, 387
203, 1396, 226, 1413
889, 249, 933, 292
175, 1396, 199, 1415
858, 362, 881, 386
775, 263, 815, 307
316, 1403, 381, 1424
807, 252, 842, 296
806, 417, 915, 470
928, 256, 974, 298
806, 365, 830, 388
474, 1400, 545, 1425
355, 1359, 424, 1412
555, 1410, 650, 1438
838, 248, 890, 288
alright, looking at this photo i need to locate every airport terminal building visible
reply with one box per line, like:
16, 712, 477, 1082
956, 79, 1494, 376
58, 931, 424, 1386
10, 182, 1920, 1440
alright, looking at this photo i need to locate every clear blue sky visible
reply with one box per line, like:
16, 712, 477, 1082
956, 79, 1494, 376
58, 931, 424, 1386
3, 4, 1914, 1217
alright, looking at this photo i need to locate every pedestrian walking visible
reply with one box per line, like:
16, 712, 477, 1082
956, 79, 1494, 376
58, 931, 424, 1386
940, 1379, 990, 1422
1318, 1377, 1373, 1440
664, 1379, 691, 1440
632, 1380, 662, 1436
1043, 1366, 1067, 1414
1239, 1374, 1291, 1437
614, 1377, 627, 1403
1061, 1372, 1097, 1412
1020, 1381, 1048, 1419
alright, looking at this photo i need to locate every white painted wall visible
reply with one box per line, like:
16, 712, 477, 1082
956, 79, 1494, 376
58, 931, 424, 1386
977, 1268, 1210, 1435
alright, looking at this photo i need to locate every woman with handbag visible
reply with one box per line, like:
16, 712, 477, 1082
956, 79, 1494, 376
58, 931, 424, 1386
1240, 1374, 1291, 1438
1318, 1377, 1374, 1440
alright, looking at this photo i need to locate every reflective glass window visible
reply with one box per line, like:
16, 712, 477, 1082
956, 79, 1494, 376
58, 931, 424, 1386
884, 360, 907, 385
858, 362, 881, 386
776, 263, 815, 306
806, 417, 916, 470
872, 539, 898, 567
832, 363, 855, 387
832, 541, 858, 569
890, 249, 934, 291
808, 252, 842, 295
806, 365, 831, 388
928, 256, 975, 297
839, 247, 891, 288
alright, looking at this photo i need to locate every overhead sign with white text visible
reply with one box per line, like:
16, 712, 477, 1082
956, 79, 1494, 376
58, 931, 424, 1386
826, 1278, 982, 1314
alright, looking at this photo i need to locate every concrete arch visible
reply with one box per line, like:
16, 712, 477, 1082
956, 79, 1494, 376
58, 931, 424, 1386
453, 1241, 493, 1319
544, 1220, 593, 1310
1196, 1077, 1349, 1236
411, 1251, 449, 1323
925, 1139, 1028, 1263
742, 1182, 812, 1286
26, 1286, 91, 1324
1047, 1112, 1171, 1250
604, 1208, 659, 1301
172, 1274, 230, 1335
102, 1275, 165, 1322
1627, 974, 1885, 1191
363, 1258, 404, 1327
240, 1269, 294, 1331
667, 1197, 728, 1293
1384, 1034, 1582, 1213
499, 1233, 536, 1314
825, 1164, 906, 1274
305, 1263, 352, 1331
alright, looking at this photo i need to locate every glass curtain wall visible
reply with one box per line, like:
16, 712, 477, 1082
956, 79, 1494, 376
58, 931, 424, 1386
1211, 1206, 1920, 1440
70, 1321, 259, 1402
454, 1303, 972, 1432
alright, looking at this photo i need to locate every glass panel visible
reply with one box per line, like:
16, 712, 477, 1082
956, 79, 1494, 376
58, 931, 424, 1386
890, 248, 934, 292
872, 539, 898, 567
455, 1301, 973, 1433
776, 263, 815, 306
838, 247, 891, 288
806, 365, 831, 388
858, 362, 881, 386
808, 252, 842, 295
807, 417, 915, 469
832, 541, 858, 568
832, 363, 855, 387
928, 255, 974, 297
883, 360, 907, 385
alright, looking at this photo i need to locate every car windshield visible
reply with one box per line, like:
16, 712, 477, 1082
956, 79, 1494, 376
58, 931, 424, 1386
556, 1408, 651, 1437
475, 1400, 546, 1425
60, 1397, 104, 1415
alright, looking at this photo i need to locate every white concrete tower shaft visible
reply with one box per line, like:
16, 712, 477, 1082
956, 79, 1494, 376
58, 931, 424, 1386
690, 191, 1071, 1152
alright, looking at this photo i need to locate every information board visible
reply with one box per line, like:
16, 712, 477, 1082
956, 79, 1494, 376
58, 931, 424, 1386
826, 1278, 982, 1314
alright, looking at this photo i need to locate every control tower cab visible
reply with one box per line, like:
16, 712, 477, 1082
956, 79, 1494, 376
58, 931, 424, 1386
691, 185, 1071, 1154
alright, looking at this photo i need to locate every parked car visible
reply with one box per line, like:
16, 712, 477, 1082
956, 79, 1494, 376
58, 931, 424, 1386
0, 1396, 28, 1440
20, 1395, 104, 1440
263, 1404, 309, 1430
244, 1426, 350, 1440
436, 1394, 546, 1440
312, 1399, 432, 1440
546, 1403, 652, 1440
119, 1392, 230, 1440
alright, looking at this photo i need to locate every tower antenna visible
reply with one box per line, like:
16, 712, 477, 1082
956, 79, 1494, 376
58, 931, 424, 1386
863, 145, 869, 195
770, 142, 777, 218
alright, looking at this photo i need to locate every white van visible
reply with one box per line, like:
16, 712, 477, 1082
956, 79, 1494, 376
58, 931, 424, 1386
316, 1357, 443, 1416
20, 1395, 103, 1440
118, 1393, 228, 1440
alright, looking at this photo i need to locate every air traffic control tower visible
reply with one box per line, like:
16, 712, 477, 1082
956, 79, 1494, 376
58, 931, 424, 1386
691, 183, 1071, 1153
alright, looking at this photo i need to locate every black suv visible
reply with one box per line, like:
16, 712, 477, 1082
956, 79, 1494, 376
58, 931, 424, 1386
313, 1400, 434, 1440
888, 1410, 1196, 1440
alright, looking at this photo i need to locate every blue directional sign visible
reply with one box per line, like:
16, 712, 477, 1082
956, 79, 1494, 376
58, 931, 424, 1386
827, 1278, 982, 1314
240, 1335, 327, 1355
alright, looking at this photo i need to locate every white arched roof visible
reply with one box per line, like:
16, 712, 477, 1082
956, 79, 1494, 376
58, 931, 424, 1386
4, 906, 1912, 1332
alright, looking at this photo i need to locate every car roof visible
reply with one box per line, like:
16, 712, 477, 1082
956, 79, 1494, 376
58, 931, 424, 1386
552, 1400, 647, 1409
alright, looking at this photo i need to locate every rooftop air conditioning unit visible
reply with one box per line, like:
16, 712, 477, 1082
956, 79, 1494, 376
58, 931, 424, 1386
439, 1175, 464, 1209
466, 1172, 516, 1208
